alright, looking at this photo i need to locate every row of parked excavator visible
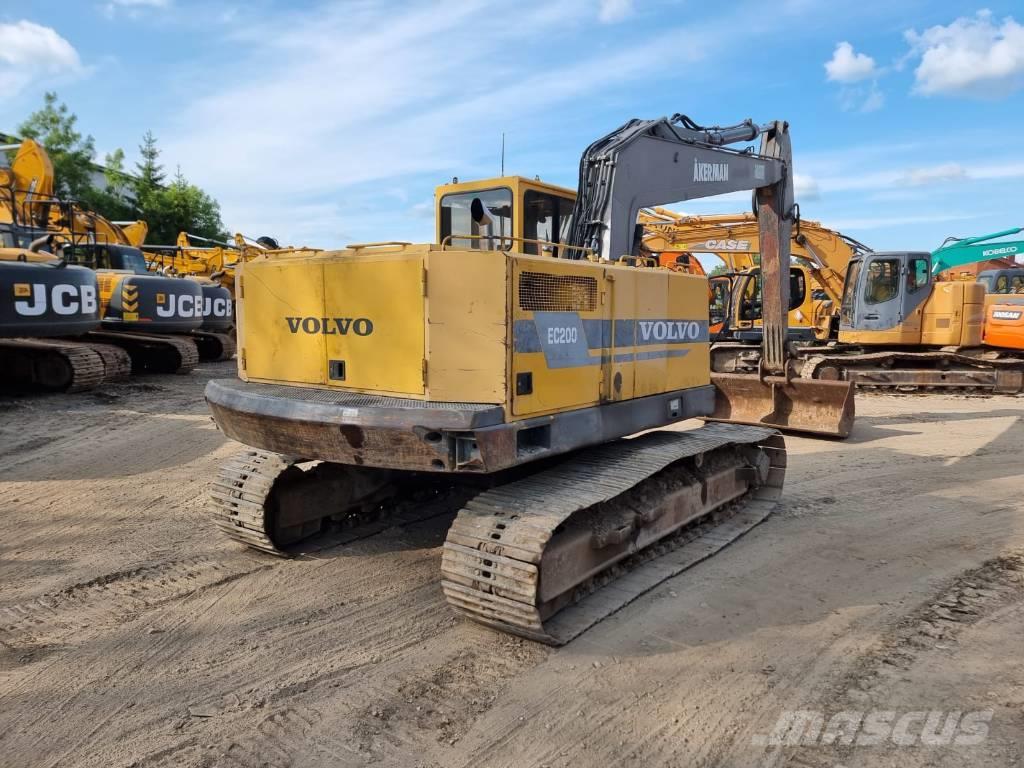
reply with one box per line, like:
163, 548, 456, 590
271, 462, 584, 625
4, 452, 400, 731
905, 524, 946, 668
3, 135, 1023, 401
640, 210, 1024, 395
0, 138, 307, 393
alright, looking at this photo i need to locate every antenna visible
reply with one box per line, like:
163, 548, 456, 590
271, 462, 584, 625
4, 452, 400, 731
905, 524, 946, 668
501, 132, 505, 176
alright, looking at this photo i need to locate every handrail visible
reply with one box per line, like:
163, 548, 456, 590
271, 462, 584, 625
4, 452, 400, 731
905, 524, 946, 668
439, 233, 595, 260
346, 241, 413, 250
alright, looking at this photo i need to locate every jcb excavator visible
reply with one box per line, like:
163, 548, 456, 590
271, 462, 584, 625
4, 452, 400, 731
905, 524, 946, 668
1, 139, 134, 390
55, 211, 236, 363
206, 114, 854, 644
0, 236, 110, 392
1, 138, 237, 368
798, 229, 1024, 392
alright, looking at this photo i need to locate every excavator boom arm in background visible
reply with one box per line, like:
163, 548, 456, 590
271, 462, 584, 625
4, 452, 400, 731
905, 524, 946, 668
932, 228, 1024, 275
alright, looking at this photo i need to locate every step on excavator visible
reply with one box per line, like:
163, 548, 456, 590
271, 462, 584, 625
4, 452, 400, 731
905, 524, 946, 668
206, 114, 854, 644
798, 229, 1024, 394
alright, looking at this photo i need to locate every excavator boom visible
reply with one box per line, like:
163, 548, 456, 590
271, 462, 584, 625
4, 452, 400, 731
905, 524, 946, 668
562, 114, 853, 437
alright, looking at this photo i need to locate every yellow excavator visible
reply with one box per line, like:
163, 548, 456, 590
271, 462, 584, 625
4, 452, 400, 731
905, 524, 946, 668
206, 114, 854, 644
2, 138, 238, 368
798, 231, 1024, 393
640, 211, 866, 339
1, 139, 134, 389
143, 231, 322, 304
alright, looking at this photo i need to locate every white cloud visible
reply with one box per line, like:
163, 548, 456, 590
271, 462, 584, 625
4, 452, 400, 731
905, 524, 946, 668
825, 41, 877, 83
897, 162, 967, 186
598, 0, 634, 23
101, 0, 172, 18
0, 20, 83, 96
906, 10, 1024, 96
860, 86, 884, 112
794, 173, 820, 201
162, 0, 782, 244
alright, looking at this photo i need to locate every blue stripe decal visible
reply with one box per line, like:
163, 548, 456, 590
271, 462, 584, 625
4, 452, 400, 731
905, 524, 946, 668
513, 313, 707, 369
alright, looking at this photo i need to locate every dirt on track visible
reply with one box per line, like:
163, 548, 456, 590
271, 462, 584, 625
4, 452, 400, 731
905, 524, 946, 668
1, 363, 1022, 768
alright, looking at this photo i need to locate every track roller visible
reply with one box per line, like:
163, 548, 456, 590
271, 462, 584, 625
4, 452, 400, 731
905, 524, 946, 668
441, 423, 785, 645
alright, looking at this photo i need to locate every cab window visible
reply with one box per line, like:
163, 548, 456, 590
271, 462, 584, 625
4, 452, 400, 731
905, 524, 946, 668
709, 277, 730, 325
438, 187, 512, 249
841, 259, 862, 325
996, 275, 1009, 293
790, 270, 807, 310
865, 258, 900, 304
907, 257, 929, 293
523, 190, 574, 256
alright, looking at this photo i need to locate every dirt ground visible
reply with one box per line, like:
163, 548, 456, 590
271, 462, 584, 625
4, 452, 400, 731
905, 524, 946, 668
1, 362, 1022, 768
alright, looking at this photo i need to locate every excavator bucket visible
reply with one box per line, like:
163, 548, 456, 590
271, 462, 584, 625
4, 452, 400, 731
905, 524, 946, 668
708, 373, 855, 439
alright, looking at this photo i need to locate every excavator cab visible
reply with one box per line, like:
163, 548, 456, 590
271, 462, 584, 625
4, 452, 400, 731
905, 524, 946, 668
839, 251, 984, 347
436, 176, 576, 256
978, 268, 1024, 294
729, 267, 812, 340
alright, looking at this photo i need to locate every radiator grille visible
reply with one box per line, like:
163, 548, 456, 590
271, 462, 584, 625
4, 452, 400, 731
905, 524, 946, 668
518, 271, 597, 312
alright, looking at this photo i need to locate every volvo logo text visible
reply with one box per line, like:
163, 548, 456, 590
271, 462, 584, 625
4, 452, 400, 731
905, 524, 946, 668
286, 317, 374, 336
639, 320, 703, 342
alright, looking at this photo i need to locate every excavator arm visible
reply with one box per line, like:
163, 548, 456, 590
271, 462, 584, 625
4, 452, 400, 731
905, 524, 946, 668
565, 115, 795, 373
932, 228, 1024, 275
640, 211, 866, 306
564, 114, 854, 436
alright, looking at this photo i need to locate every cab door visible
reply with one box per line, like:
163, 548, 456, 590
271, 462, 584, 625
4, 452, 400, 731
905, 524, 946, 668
857, 254, 905, 331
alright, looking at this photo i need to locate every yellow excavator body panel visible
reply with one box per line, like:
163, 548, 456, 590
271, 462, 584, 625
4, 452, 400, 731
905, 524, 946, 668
839, 281, 985, 347
236, 244, 711, 420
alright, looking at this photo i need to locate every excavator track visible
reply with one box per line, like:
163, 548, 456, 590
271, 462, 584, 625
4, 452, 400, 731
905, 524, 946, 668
46, 339, 132, 383
441, 424, 785, 645
89, 342, 133, 382
800, 350, 1024, 395
209, 450, 293, 554
190, 331, 237, 362
209, 450, 478, 556
87, 331, 200, 375
0, 338, 105, 393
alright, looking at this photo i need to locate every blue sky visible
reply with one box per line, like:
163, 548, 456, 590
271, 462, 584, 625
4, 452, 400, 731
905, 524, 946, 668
3, 0, 1023, 261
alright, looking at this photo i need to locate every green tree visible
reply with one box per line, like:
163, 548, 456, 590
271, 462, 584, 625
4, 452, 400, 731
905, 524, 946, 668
133, 130, 165, 204
15, 93, 230, 242
144, 167, 227, 244
17, 91, 96, 199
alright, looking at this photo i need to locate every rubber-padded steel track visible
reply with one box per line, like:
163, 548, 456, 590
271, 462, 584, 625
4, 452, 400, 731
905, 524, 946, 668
0, 338, 105, 393
440, 423, 785, 645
